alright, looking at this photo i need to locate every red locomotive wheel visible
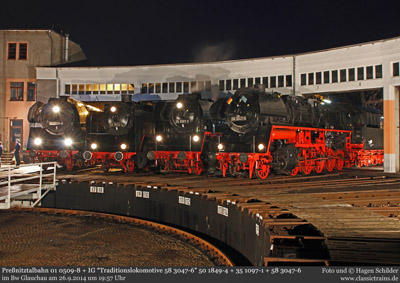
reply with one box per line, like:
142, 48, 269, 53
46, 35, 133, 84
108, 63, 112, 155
336, 158, 344, 171
325, 158, 335, 172
314, 160, 325, 173
193, 161, 204, 175
290, 166, 300, 176
301, 160, 313, 175
255, 158, 270, 179
127, 161, 135, 173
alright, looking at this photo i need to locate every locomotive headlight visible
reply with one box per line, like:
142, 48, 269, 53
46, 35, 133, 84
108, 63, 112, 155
91, 143, 98, 150
258, 143, 265, 151
217, 144, 224, 150
34, 138, 42, 146
52, 106, 60, 113
193, 135, 200, 142
156, 135, 163, 142
110, 106, 117, 112
64, 138, 73, 146
323, 99, 331, 104
176, 102, 183, 109
120, 143, 127, 150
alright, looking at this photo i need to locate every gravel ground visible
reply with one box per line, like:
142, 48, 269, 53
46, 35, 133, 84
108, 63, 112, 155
0, 211, 215, 266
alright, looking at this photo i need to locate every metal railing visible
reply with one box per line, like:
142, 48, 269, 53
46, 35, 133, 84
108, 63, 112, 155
0, 162, 57, 209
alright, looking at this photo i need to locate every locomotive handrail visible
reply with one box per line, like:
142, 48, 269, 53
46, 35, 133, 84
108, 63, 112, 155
0, 162, 57, 209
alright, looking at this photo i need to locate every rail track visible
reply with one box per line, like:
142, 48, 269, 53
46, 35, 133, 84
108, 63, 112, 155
54, 167, 400, 265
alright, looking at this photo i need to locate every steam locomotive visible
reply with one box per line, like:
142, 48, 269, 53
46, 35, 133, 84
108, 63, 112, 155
27, 97, 89, 170
208, 87, 383, 178
82, 95, 154, 173
27, 87, 383, 178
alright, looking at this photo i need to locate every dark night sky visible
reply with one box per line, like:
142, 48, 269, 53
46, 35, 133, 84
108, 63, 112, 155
1, 0, 400, 66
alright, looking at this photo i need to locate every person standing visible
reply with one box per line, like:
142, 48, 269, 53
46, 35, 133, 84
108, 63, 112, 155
14, 139, 21, 167
0, 141, 3, 167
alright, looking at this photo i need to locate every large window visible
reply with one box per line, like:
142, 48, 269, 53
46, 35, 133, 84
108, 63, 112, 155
8, 43, 17, 59
10, 82, 24, 101
65, 83, 135, 95
8, 42, 28, 60
393, 62, 400, 77
300, 74, 306, 86
19, 43, 27, 60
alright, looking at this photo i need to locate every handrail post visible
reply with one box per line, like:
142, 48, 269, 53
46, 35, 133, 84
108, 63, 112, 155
7, 167, 11, 209
38, 163, 43, 207
53, 162, 56, 190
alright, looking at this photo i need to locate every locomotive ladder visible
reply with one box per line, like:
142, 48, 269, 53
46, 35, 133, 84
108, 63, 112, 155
0, 162, 57, 209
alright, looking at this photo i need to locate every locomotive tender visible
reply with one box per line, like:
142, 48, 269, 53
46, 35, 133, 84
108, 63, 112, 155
27, 87, 383, 178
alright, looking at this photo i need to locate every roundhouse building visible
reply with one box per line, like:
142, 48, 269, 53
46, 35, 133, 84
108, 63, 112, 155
36, 36, 400, 173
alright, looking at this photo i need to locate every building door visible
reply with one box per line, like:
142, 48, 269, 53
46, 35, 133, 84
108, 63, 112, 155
10, 119, 23, 152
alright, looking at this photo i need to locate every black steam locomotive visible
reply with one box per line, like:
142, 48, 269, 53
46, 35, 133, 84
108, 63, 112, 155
27, 87, 383, 178
27, 97, 88, 170
83, 95, 154, 172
